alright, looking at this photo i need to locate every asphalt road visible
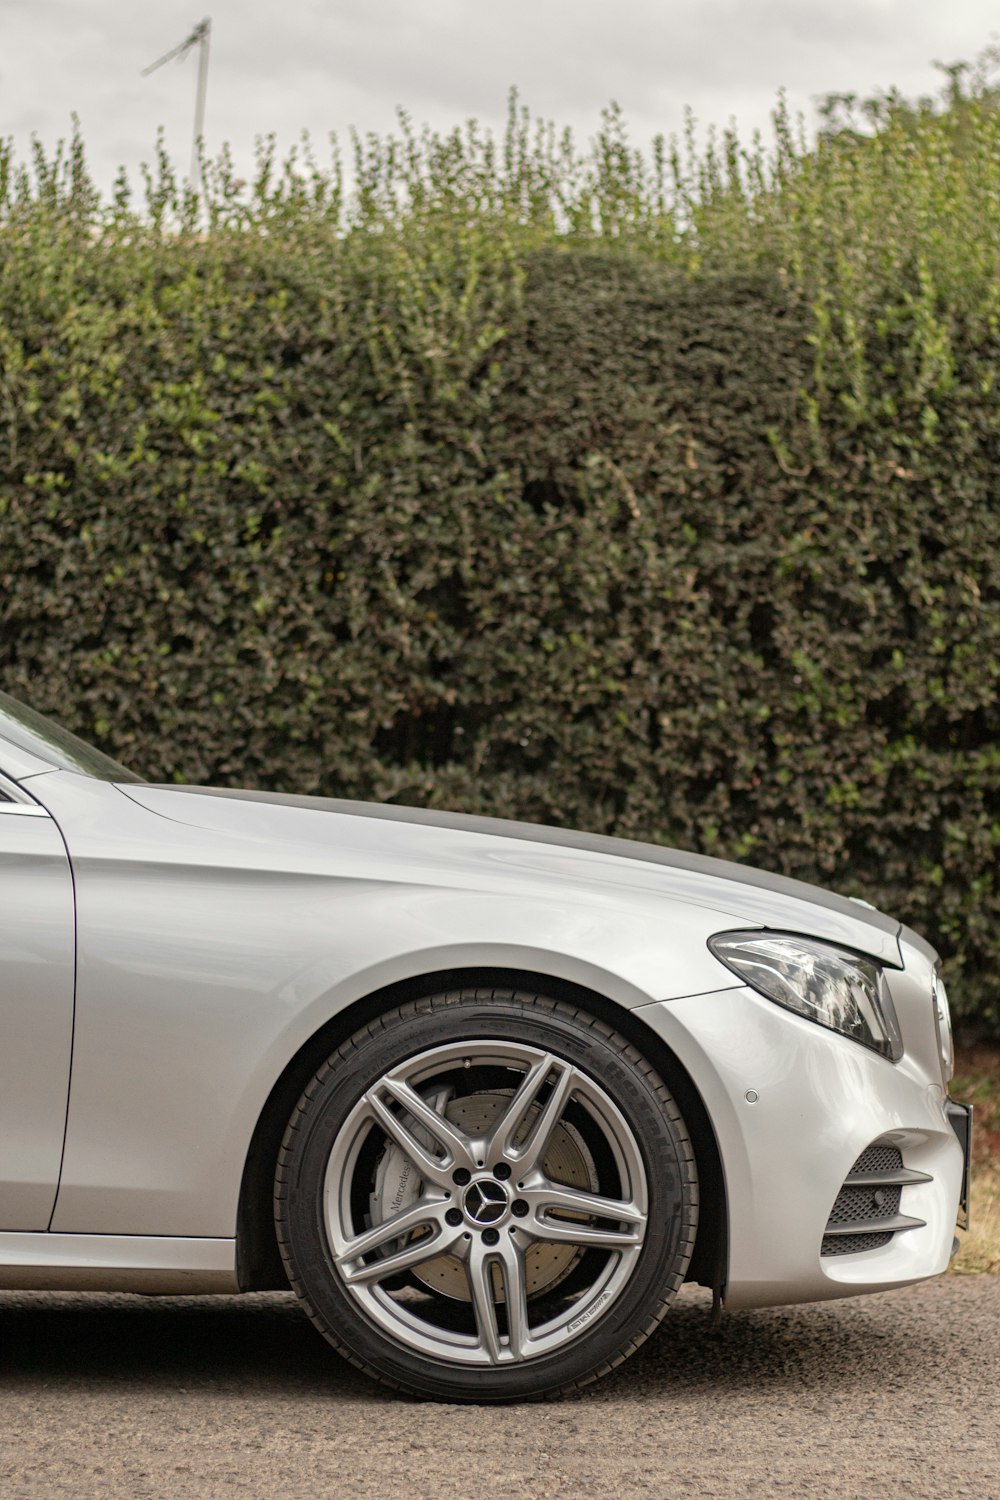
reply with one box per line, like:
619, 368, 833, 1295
0, 1279, 997, 1499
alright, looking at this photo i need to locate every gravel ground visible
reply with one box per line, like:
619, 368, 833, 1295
0, 1278, 997, 1499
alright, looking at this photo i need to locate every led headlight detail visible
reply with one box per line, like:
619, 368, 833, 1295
709, 933, 904, 1062
933, 972, 955, 1082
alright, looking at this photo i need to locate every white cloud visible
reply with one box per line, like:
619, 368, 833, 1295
0, 0, 996, 193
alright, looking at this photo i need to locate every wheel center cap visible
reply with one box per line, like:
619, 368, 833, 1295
463, 1179, 509, 1225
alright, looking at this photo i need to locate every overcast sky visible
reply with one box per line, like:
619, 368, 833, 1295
2, 0, 998, 196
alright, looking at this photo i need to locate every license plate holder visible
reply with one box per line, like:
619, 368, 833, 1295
946, 1098, 973, 1231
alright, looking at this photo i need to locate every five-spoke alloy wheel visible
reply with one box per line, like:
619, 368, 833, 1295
275, 989, 698, 1401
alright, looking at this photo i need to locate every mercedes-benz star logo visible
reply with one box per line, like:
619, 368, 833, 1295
463, 1179, 509, 1225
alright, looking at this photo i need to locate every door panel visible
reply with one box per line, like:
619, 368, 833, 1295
0, 806, 75, 1228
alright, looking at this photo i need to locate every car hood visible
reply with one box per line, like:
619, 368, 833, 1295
121, 783, 905, 967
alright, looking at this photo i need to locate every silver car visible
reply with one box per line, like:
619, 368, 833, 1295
0, 689, 971, 1401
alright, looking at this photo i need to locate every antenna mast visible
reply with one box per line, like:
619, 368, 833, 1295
142, 18, 212, 191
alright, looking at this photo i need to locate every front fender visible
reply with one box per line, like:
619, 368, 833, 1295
41, 778, 742, 1238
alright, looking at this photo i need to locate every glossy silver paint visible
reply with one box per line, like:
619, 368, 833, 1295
0, 726, 965, 1307
0, 776, 75, 1228
0, 1232, 237, 1292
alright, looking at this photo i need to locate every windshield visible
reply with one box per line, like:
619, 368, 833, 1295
0, 689, 144, 783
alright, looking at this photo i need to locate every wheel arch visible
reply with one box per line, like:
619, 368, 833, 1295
236, 966, 728, 1298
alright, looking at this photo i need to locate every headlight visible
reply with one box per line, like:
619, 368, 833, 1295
933, 972, 955, 1082
708, 932, 904, 1062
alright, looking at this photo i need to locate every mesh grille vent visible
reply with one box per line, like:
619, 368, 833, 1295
826, 1181, 903, 1225
821, 1142, 922, 1259
851, 1144, 904, 1175
822, 1230, 894, 1257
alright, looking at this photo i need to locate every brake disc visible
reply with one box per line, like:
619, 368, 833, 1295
369, 1090, 597, 1303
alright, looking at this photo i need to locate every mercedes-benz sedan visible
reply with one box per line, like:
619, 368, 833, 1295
0, 689, 971, 1401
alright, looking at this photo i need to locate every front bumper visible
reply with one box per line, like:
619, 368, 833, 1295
638, 984, 966, 1310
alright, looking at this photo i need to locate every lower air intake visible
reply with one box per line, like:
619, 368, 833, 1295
821, 1141, 930, 1258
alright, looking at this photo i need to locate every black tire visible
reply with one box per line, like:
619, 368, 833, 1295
274, 987, 698, 1402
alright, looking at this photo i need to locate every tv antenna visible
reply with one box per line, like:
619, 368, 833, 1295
142, 18, 212, 191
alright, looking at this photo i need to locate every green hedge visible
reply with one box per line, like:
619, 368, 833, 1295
2, 103, 1000, 1033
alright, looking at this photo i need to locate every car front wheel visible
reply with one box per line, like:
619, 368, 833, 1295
274, 987, 698, 1401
